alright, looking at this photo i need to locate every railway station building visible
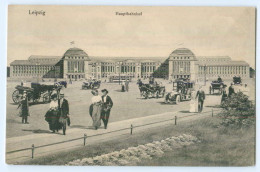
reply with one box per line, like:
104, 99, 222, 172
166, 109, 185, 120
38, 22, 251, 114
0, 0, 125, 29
9, 47, 250, 81
167, 48, 250, 81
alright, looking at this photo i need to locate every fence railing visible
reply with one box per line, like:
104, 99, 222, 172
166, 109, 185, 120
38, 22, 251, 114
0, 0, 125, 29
6, 108, 222, 159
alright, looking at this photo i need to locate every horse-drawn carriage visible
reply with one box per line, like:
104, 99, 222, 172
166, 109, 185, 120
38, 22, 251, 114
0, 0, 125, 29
82, 80, 101, 90
209, 80, 226, 95
55, 81, 67, 88
165, 79, 194, 104
139, 83, 165, 99
233, 76, 242, 85
12, 83, 62, 104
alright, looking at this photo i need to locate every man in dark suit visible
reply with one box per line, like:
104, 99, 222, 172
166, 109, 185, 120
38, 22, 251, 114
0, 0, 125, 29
58, 94, 70, 135
228, 83, 235, 97
217, 76, 222, 83
101, 89, 113, 129
195, 86, 206, 112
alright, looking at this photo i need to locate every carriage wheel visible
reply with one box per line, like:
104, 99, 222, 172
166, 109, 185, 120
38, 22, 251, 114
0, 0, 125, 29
33, 98, 39, 103
164, 94, 169, 103
161, 89, 165, 98
12, 90, 21, 104
156, 91, 159, 99
219, 88, 223, 95
43, 93, 50, 103
175, 95, 180, 105
144, 92, 148, 99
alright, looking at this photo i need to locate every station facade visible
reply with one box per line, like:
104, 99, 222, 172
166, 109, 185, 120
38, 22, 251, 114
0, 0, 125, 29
9, 47, 250, 81
167, 48, 250, 81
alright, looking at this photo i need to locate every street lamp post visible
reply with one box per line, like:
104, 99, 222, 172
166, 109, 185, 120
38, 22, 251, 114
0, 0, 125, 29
36, 62, 40, 83
119, 62, 122, 85
204, 65, 207, 86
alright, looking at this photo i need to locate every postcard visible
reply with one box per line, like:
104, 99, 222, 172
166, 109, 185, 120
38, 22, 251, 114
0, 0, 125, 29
6, 5, 256, 166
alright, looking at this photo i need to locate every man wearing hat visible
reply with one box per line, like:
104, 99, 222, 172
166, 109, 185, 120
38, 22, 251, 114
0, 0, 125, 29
17, 91, 30, 124
195, 86, 206, 113
58, 93, 70, 134
101, 89, 113, 129
228, 83, 235, 98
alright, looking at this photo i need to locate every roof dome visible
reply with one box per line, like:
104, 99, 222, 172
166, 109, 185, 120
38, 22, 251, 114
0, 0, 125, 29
169, 48, 195, 57
64, 47, 88, 57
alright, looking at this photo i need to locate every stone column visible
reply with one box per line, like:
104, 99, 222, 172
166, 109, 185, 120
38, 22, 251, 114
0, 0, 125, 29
63, 60, 68, 79
245, 66, 250, 78
84, 60, 89, 79
190, 60, 198, 82
135, 63, 141, 78
168, 59, 173, 80
10, 66, 13, 78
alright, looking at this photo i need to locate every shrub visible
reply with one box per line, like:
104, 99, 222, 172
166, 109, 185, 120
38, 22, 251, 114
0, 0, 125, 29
220, 91, 255, 128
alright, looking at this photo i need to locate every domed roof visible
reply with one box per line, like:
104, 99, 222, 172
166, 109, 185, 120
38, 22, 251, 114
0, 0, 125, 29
169, 48, 195, 57
64, 47, 88, 57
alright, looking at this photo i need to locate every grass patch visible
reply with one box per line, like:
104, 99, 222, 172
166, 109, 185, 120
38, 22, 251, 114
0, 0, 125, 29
22, 117, 255, 166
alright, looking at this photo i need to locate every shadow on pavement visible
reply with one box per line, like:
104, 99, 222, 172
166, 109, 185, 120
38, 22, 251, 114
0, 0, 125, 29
7, 119, 21, 124
69, 125, 94, 130
205, 105, 221, 108
157, 102, 173, 105
114, 89, 124, 92
22, 129, 51, 134
205, 94, 221, 96
179, 110, 190, 113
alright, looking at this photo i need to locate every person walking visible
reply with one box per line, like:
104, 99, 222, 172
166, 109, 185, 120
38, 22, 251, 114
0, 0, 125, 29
89, 90, 102, 130
189, 89, 198, 113
121, 81, 125, 92
17, 91, 29, 124
221, 87, 228, 104
58, 93, 70, 135
195, 86, 205, 113
228, 83, 235, 97
45, 94, 62, 133
101, 89, 113, 129
125, 79, 129, 92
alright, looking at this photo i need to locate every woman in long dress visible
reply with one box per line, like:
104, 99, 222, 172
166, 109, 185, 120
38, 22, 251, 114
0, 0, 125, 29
89, 90, 103, 130
45, 94, 62, 133
189, 89, 198, 113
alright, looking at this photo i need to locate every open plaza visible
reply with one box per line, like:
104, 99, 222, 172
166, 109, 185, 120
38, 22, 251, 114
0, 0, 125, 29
6, 77, 254, 138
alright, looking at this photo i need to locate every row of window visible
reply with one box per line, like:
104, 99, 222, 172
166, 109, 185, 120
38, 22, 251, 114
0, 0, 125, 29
172, 62, 191, 73
94, 62, 160, 66
13, 70, 52, 74
67, 61, 85, 73
141, 66, 156, 73
66, 56, 85, 60
13, 65, 55, 70
67, 74, 85, 79
172, 56, 190, 60
198, 66, 248, 75
101, 66, 115, 72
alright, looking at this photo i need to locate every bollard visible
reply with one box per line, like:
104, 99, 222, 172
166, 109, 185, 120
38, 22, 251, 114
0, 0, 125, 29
31, 144, 35, 159
84, 134, 87, 146
212, 109, 213, 117
175, 116, 177, 125
130, 124, 133, 135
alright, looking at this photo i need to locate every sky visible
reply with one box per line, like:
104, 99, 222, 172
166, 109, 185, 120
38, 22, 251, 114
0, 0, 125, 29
7, 6, 256, 67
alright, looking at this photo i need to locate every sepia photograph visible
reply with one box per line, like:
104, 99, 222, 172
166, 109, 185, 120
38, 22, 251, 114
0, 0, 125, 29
6, 5, 256, 166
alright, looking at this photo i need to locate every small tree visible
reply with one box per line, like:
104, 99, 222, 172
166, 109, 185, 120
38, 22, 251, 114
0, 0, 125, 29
220, 91, 255, 128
